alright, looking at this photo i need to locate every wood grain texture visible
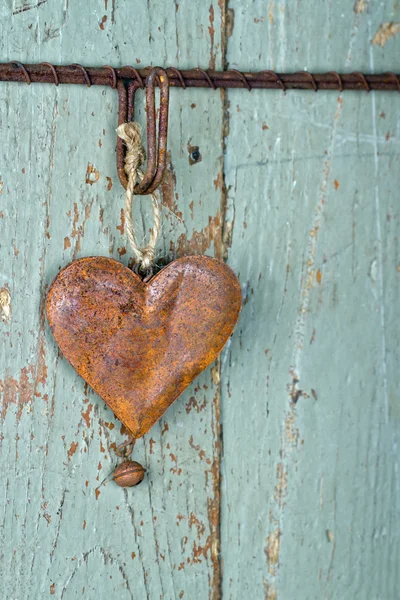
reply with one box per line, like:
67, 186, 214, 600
0, 1, 399, 599
221, 1, 400, 599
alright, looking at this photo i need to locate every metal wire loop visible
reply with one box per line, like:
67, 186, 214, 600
351, 71, 370, 92
167, 67, 187, 89
261, 70, 286, 92
384, 72, 400, 92
40, 62, 59, 86
231, 69, 251, 91
123, 66, 145, 89
303, 71, 318, 91
326, 71, 343, 92
195, 68, 216, 90
71, 63, 91, 87
102, 65, 117, 88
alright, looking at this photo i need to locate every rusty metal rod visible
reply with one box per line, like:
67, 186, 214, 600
0, 63, 399, 91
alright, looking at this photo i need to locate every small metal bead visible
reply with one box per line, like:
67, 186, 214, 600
113, 460, 146, 487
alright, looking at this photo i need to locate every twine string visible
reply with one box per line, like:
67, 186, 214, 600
116, 122, 160, 271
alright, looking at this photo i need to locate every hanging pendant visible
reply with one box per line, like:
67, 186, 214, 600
45, 68, 242, 485
46, 255, 241, 439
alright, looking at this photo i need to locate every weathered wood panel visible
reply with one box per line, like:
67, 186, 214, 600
222, 1, 400, 599
0, 2, 226, 598
0, 1, 399, 599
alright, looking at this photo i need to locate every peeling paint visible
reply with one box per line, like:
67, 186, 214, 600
85, 163, 100, 185
0, 288, 11, 322
354, 0, 367, 13
209, 5, 216, 69
265, 529, 281, 576
372, 22, 400, 47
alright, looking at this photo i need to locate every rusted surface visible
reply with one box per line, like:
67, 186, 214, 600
46, 256, 241, 439
116, 67, 170, 192
1, 63, 399, 90
113, 460, 146, 487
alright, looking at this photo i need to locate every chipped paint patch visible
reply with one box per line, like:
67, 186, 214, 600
85, 163, 100, 185
265, 528, 281, 576
0, 287, 11, 322
67, 441, 78, 461
354, 0, 367, 13
208, 5, 216, 69
372, 22, 400, 47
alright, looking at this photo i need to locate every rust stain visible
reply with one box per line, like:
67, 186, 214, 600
85, 163, 100, 185
189, 435, 210, 463
149, 438, 156, 454
64, 236, 71, 250
208, 5, 216, 70
0, 287, 12, 322
67, 441, 78, 461
95, 488, 101, 500
83, 520, 87, 530
106, 176, 113, 191
213, 170, 223, 190
170, 211, 222, 260
316, 269, 322, 284
186, 395, 207, 414
36, 336, 48, 386
81, 403, 93, 427
0, 365, 36, 421
50, 584, 55, 595
274, 463, 287, 509
268, 2, 275, 24
71, 203, 79, 238
0, 178, 3, 194
207, 369, 222, 599
189, 512, 206, 539
333, 179, 340, 190
372, 22, 400, 46
100, 15, 107, 29
116, 208, 125, 235
170, 453, 182, 476
70, 201, 93, 256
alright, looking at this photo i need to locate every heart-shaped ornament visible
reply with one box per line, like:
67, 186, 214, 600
46, 256, 241, 438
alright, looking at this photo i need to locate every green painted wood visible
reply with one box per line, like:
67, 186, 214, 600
0, 1, 399, 599
222, 1, 400, 599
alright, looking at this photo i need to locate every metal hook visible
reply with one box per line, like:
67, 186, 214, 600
116, 67, 170, 194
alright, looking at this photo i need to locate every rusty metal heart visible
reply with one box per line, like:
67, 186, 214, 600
46, 256, 241, 438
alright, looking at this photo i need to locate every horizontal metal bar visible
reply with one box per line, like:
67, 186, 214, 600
0, 63, 399, 92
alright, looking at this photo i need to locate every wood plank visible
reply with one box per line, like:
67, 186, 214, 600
0, 2, 227, 598
221, 1, 400, 598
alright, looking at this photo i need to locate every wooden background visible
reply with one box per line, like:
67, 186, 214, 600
1, 1, 400, 598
